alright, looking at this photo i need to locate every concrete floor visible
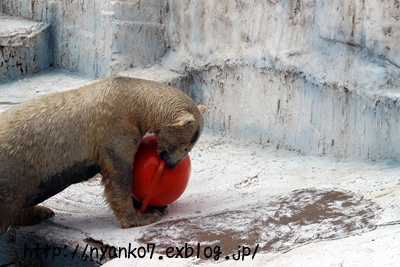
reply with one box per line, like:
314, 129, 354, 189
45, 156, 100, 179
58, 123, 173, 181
1, 70, 400, 266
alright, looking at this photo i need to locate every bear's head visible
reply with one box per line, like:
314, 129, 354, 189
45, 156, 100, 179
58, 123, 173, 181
156, 105, 207, 169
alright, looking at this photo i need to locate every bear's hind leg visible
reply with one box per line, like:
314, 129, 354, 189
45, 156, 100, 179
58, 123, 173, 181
13, 205, 55, 226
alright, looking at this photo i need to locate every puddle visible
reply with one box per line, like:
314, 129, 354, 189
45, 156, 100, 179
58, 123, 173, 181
137, 188, 378, 259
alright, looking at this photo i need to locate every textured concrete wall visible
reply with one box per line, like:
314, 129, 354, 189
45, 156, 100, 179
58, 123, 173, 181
186, 63, 400, 160
164, 0, 400, 160
108, 1, 168, 75
1, 0, 168, 77
165, 0, 400, 71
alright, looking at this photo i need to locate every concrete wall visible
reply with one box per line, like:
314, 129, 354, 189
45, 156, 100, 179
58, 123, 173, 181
1, 0, 168, 77
162, 0, 400, 161
164, 0, 400, 71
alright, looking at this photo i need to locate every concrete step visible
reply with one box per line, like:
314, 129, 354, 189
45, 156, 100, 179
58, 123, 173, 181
0, 15, 52, 80
118, 64, 191, 92
0, 68, 98, 112
0, 65, 189, 112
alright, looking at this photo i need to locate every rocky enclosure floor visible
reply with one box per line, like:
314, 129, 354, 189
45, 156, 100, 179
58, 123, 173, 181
1, 70, 400, 266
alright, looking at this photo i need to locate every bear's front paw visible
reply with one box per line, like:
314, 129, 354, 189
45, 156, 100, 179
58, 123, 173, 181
119, 210, 162, 228
132, 197, 168, 215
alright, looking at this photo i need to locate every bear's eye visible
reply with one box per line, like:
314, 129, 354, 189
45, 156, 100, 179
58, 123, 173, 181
190, 129, 199, 144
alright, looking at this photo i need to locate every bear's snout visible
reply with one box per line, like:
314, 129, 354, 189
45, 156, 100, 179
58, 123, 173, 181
158, 151, 180, 169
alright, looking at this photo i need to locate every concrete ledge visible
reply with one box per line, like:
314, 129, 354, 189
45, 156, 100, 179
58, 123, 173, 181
0, 16, 52, 80
118, 64, 192, 93
0, 68, 98, 112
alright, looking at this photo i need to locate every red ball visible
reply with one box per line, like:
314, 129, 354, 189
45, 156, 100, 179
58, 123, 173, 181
131, 135, 191, 212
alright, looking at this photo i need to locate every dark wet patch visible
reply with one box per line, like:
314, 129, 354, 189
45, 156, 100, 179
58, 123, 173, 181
137, 188, 378, 258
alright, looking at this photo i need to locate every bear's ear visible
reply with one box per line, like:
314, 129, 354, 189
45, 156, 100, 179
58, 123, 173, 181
197, 105, 207, 114
169, 112, 195, 127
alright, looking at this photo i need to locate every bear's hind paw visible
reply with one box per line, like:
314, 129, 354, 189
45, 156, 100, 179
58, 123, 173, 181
13, 205, 55, 226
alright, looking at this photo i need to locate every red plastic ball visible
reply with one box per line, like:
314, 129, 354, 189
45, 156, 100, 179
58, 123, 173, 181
131, 135, 191, 210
